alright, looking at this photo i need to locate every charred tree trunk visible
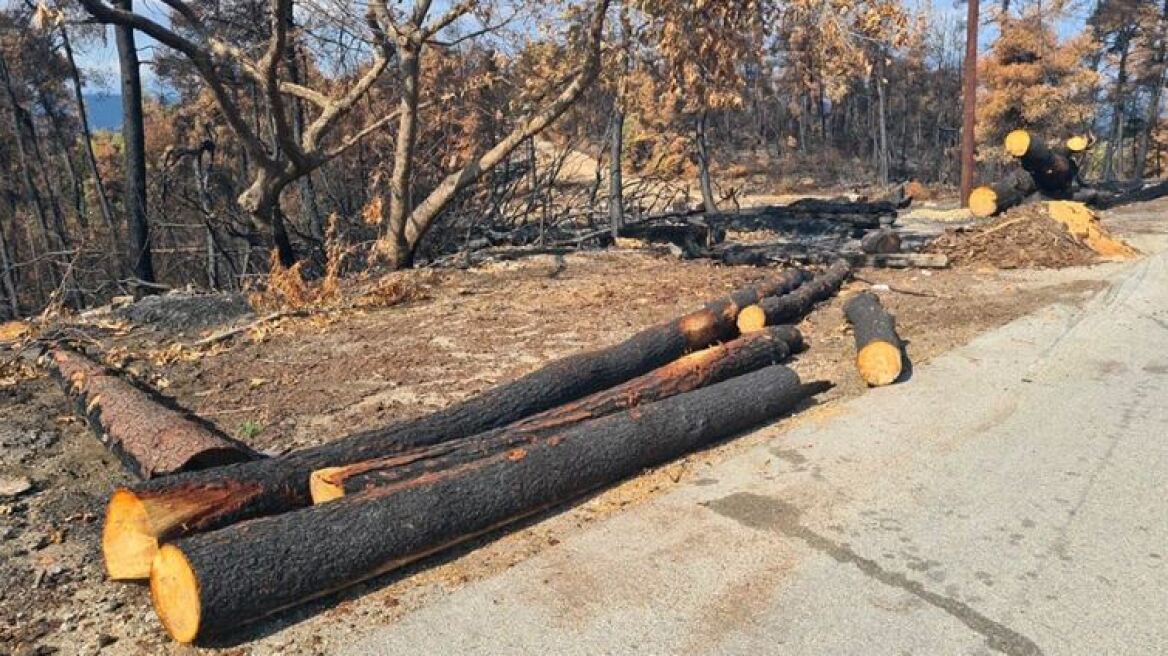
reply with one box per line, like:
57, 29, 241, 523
1103, 29, 1134, 182
737, 260, 851, 332
61, 26, 119, 243
608, 107, 625, 236
843, 291, 904, 386
115, 0, 156, 288
968, 169, 1038, 218
0, 211, 18, 317
102, 268, 809, 580
45, 348, 257, 481
1004, 130, 1077, 198
149, 366, 830, 644
311, 326, 804, 501
696, 111, 717, 213
1137, 0, 1168, 179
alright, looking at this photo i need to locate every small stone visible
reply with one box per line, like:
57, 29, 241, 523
96, 634, 117, 648
0, 475, 32, 498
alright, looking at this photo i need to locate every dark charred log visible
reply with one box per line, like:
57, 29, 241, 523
148, 366, 830, 644
310, 325, 804, 501
843, 291, 904, 386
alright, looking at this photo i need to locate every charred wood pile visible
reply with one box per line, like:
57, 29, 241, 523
29, 263, 916, 644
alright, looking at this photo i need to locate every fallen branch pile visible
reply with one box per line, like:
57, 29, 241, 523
41, 259, 895, 644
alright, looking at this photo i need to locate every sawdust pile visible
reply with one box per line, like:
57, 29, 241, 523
928, 202, 1137, 269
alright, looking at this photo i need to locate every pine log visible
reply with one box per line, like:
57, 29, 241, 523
1004, 130, 1077, 198
843, 291, 904, 386
860, 228, 902, 254
737, 259, 852, 333
45, 348, 257, 479
102, 269, 809, 580
149, 366, 830, 643
310, 325, 804, 502
968, 169, 1038, 218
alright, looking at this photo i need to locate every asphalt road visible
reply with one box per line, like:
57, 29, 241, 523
346, 227, 1168, 655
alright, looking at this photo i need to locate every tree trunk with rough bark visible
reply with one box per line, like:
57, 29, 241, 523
310, 326, 805, 502
115, 0, 156, 288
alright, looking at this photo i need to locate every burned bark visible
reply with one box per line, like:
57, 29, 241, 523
843, 291, 904, 386
968, 169, 1038, 218
860, 228, 902, 254
149, 366, 830, 643
736, 260, 852, 333
102, 269, 809, 580
1004, 130, 1078, 199
45, 348, 257, 480
310, 325, 804, 502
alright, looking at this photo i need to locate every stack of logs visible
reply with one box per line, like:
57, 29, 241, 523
36, 261, 917, 644
970, 130, 1168, 217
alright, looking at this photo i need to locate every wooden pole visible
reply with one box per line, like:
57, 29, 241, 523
960, 0, 980, 207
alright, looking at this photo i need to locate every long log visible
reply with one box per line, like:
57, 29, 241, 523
1086, 179, 1168, 210
149, 366, 830, 643
45, 348, 258, 479
102, 268, 809, 580
309, 325, 804, 502
968, 169, 1038, 218
843, 291, 904, 386
737, 259, 852, 333
1004, 130, 1077, 198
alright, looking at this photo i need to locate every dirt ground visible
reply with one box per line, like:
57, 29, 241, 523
0, 220, 1129, 654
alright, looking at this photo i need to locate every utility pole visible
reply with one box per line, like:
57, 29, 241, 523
960, 0, 980, 206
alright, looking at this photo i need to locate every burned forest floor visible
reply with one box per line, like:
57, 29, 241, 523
2, 200, 1161, 656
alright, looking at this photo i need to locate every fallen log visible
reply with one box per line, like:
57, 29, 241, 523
1004, 130, 1077, 198
45, 348, 258, 479
968, 169, 1038, 218
102, 269, 809, 580
149, 366, 830, 643
309, 325, 804, 502
618, 217, 724, 257
737, 259, 851, 333
843, 292, 904, 386
1086, 179, 1168, 210
860, 228, 902, 254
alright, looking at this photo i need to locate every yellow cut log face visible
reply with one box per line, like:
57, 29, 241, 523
968, 187, 999, 218
1005, 130, 1032, 158
1066, 135, 1090, 152
856, 341, 903, 387
736, 305, 767, 333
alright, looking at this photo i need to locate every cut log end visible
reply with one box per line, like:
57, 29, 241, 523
856, 341, 902, 387
1005, 130, 1031, 158
1065, 135, 1090, 153
103, 483, 261, 581
102, 489, 157, 580
309, 467, 347, 504
736, 305, 767, 333
968, 187, 999, 218
151, 545, 201, 644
